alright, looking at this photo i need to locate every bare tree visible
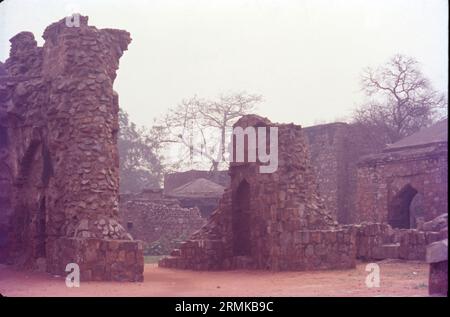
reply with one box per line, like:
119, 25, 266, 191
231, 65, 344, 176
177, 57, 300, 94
353, 54, 447, 144
153, 91, 262, 171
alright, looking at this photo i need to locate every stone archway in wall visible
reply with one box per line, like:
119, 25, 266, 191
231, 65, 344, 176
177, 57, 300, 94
388, 184, 418, 229
232, 179, 251, 256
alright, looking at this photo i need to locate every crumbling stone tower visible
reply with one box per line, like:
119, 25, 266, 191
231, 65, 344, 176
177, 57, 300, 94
160, 115, 356, 271
0, 16, 143, 281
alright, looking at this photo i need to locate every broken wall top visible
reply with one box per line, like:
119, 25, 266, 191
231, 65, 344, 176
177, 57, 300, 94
3, 15, 131, 80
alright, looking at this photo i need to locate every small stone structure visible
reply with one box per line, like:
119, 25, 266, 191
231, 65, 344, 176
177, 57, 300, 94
160, 115, 356, 270
119, 191, 206, 255
0, 16, 143, 281
356, 120, 448, 228
165, 178, 225, 217
426, 239, 448, 296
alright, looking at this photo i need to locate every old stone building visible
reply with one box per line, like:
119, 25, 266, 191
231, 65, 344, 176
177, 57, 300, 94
164, 169, 229, 193
356, 119, 448, 228
0, 16, 143, 281
303, 123, 354, 224
159, 115, 356, 271
119, 190, 206, 255
165, 178, 225, 217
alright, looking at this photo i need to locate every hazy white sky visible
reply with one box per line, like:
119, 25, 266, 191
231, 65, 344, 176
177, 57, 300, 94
0, 0, 448, 128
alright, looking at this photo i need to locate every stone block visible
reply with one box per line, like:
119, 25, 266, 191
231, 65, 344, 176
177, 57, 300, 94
426, 239, 448, 264
429, 261, 448, 296
311, 231, 321, 244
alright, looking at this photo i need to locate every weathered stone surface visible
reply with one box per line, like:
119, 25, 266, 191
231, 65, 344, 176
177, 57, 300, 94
303, 123, 382, 225
398, 229, 441, 261
119, 191, 206, 255
348, 223, 392, 260
51, 237, 143, 282
160, 115, 355, 271
165, 178, 226, 218
423, 213, 448, 232
371, 244, 400, 260
356, 120, 448, 228
426, 239, 448, 264
342, 222, 443, 261
429, 260, 448, 296
0, 16, 144, 281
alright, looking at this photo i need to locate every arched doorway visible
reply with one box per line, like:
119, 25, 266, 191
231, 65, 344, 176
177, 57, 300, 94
388, 184, 418, 229
232, 180, 251, 256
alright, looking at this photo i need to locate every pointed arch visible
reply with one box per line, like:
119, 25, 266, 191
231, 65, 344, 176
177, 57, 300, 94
388, 184, 418, 229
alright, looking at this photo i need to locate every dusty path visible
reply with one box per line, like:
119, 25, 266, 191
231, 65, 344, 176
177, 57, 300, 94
0, 260, 429, 297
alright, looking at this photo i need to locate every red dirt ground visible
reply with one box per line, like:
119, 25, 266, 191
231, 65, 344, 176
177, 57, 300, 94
0, 260, 429, 297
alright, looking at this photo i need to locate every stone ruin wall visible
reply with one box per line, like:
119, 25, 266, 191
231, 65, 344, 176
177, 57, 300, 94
172, 196, 222, 218
0, 16, 444, 281
0, 16, 143, 281
119, 193, 206, 255
356, 143, 448, 227
303, 123, 350, 224
160, 115, 356, 271
303, 123, 384, 225
159, 116, 448, 271
0, 108, 11, 261
348, 222, 445, 261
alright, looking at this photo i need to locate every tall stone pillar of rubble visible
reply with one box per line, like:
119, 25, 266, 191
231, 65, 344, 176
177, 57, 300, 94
160, 115, 356, 271
0, 16, 143, 281
0, 62, 12, 262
